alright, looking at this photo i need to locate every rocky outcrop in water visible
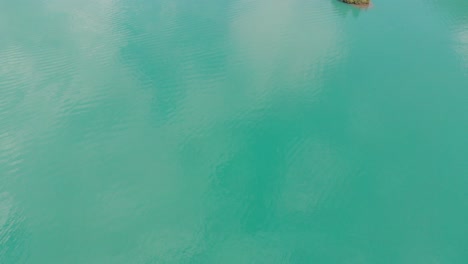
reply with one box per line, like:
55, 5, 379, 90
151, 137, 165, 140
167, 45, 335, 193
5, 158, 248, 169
342, 0, 370, 5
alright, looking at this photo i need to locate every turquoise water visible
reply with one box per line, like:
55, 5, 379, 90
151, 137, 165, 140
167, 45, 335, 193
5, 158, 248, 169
1, 0, 468, 262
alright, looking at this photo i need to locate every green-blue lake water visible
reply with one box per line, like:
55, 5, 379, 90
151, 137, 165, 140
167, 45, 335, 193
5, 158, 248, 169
1, 0, 467, 263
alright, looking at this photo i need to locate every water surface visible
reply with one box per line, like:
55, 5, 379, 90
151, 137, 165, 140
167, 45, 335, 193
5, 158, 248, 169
1, 0, 468, 263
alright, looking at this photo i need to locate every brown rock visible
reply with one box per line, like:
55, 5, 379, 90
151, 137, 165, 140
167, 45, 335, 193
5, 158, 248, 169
342, 0, 370, 5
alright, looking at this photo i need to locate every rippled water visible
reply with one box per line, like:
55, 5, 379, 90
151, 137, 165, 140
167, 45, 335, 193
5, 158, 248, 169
1, 0, 467, 263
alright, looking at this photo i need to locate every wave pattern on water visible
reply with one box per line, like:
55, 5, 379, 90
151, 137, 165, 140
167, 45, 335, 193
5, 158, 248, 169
1, 0, 468, 263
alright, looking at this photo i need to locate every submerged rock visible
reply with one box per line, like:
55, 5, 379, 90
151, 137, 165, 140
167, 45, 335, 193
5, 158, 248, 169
342, 0, 370, 5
